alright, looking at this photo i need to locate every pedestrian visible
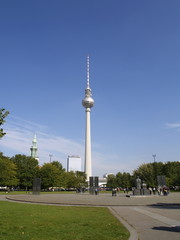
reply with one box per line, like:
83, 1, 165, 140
112, 188, 117, 196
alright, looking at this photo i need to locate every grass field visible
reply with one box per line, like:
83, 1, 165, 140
0, 201, 130, 240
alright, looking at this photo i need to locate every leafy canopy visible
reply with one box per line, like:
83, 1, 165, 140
11, 154, 39, 189
0, 108, 9, 138
0, 153, 19, 186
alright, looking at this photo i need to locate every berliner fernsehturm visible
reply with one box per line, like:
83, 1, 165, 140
82, 56, 94, 180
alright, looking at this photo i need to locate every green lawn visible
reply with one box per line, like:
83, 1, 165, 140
0, 201, 129, 240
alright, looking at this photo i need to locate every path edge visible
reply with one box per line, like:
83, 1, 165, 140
108, 207, 139, 240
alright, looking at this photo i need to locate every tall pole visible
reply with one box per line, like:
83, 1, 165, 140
152, 154, 157, 187
49, 154, 53, 163
82, 56, 94, 180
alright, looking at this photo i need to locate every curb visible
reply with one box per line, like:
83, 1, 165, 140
108, 207, 139, 240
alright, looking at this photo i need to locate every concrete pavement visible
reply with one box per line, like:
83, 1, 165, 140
4, 192, 180, 206
110, 205, 180, 240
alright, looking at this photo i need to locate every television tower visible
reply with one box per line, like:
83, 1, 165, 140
82, 56, 94, 180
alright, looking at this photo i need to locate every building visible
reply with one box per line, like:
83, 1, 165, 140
82, 56, 94, 180
67, 155, 82, 172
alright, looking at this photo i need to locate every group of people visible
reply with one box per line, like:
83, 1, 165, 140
111, 185, 170, 197
148, 186, 170, 196
157, 187, 169, 196
148, 187, 156, 195
112, 187, 129, 196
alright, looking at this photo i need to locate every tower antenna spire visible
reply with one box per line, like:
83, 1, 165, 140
87, 55, 90, 89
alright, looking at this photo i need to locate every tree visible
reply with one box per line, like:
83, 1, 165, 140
115, 172, 133, 188
121, 172, 132, 188
75, 171, 87, 188
0, 108, 9, 138
64, 171, 78, 189
107, 174, 117, 188
133, 163, 155, 187
0, 153, 19, 186
63, 171, 86, 189
163, 161, 180, 186
11, 154, 39, 190
116, 172, 123, 187
133, 161, 180, 187
51, 161, 65, 171
40, 163, 65, 189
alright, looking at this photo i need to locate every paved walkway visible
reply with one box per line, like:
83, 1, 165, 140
1, 192, 180, 240
4, 192, 180, 206
110, 205, 180, 240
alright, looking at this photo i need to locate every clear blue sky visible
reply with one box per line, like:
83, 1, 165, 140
1, 0, 180, 177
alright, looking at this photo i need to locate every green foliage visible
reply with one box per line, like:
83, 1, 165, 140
133, 163, 155, 187
163, 161, 180, 186
1, 151, 179, 189
134, 161, 180, 187
75, 171, 87, 188
0, 201, 129, 240
0, 153, 87, 190
116, 172, 132, 188
64, 171, 78, 189
64, 171, 87, 189
0, 108, 9, 138
51, 161, 65, 171
0, 153, 19, 186
115, 172, 122, 187
40, 163, 65, 189
107, 172, 132, 188
107, 174, 117, 188
11, 155, 39, 189
107, 161, 180, 188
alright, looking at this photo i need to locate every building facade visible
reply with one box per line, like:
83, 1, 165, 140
67, 155, 82, 172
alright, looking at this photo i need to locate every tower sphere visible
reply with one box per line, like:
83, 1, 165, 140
82, 89, 94, 109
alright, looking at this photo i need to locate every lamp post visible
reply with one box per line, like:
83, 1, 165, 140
49, 154, 53, 163
152, 154, 156, 186
152, 154, 156, 163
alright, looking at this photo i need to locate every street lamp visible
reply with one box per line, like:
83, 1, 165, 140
152, 154, 157, 187
49, 154, 53, 163
152, 154, 156, 163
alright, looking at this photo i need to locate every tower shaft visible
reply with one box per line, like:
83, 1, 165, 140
84, 108, 92, 179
